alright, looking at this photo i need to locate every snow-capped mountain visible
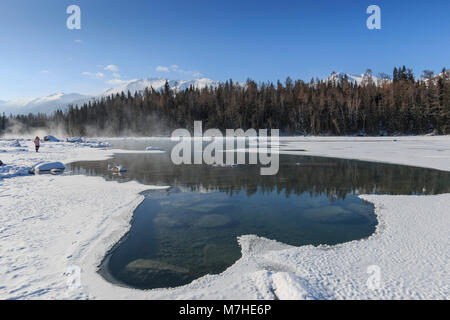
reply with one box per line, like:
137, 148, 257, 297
422, 69, 449, 83
436, 69, 449, 78
327, 69, 449, 85
102, 77, 219, 97
0, 93, 93, 115
326, 72, 383, 85
0, 78, 219, 115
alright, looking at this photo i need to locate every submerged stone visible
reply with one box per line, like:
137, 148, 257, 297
195, 214, 232, 228
122, 259, 192, 288
153, 214, 186, 228
126, 259, 189, 274
123, 259, 190, 285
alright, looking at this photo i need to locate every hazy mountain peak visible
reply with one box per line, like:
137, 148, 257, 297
102, 77, 219, 97
0, 78, 219, 115
0, 92, 93, 115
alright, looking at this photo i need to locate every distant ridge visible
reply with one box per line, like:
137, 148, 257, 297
102, 77, 219, 97
0, 93, 93, 115
4, 70, 445, 115
326, 71, 384, 85
0, 78, 219, 115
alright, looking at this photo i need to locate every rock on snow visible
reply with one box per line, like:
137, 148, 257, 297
44, 135, 61, 142
31, 162, 66, 173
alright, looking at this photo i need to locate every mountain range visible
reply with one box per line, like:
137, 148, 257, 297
326, 72, 383, 85
0, 78, 219, 115
0, 93, 93, 115
1, 71, 447, 115
101, 77, 219, 97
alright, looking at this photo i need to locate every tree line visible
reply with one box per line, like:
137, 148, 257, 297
2, 66, 449, 137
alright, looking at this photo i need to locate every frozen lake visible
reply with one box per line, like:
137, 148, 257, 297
67, 139, 450, 289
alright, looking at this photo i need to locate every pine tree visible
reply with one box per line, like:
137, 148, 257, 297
0, 113, 5, 135
393, 67, 398, 82
422, 70, 434, 81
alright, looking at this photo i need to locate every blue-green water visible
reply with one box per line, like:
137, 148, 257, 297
68, 140, 450, 290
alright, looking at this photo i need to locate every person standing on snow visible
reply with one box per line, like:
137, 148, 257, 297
34, 136, 41, 152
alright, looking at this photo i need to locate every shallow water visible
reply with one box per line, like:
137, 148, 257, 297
68, 139, 450, 290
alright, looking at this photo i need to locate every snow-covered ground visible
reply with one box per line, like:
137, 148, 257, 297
279, 136, 450, 172
0, 136, 449, 299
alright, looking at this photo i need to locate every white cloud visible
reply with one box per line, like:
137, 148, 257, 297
41, 70, 49, 74
175, 67, 202, 77
104, 64, 119, 72
112, 73, 121, 78
106, 79, 127, 85
74, 39, 83, 43
156, 64, 202, 77
82, 72, 104, 79
156, 66, 170, 72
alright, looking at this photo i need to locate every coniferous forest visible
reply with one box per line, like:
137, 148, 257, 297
2, 67, 449, 136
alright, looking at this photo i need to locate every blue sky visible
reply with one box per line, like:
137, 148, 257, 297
0, 0, 449, 100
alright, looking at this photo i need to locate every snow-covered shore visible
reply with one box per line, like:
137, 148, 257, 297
279, 136, 450, 172
0, 136, 449, 299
